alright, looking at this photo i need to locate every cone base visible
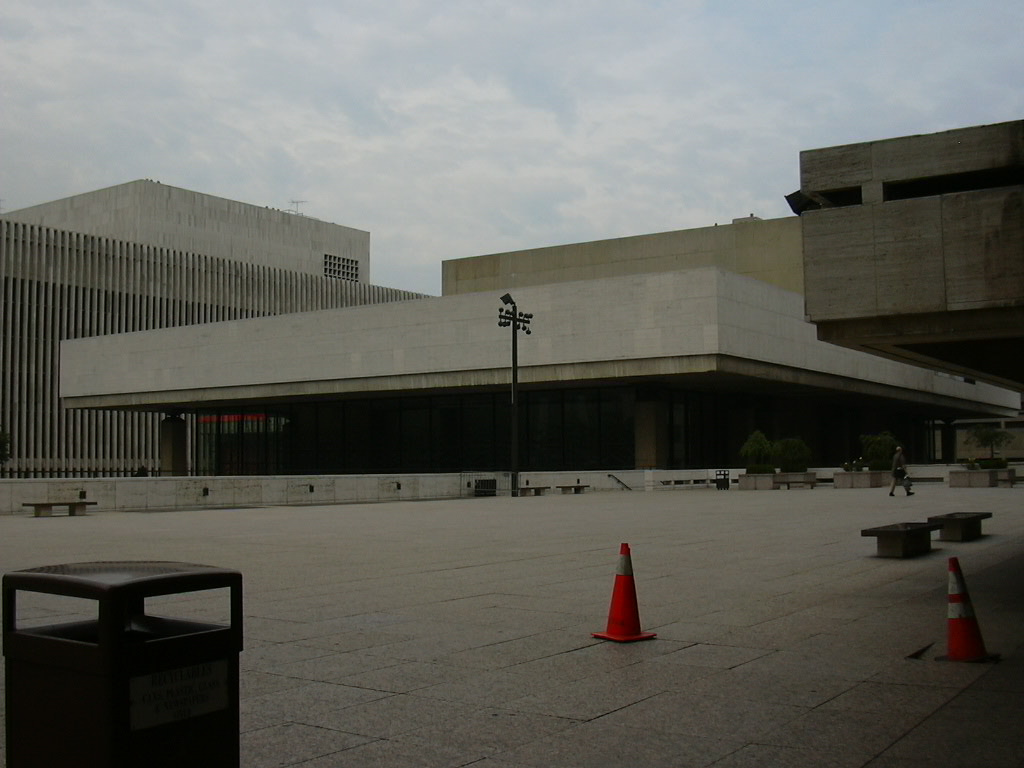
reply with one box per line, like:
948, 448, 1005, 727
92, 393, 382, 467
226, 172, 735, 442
591, 631, 657, 643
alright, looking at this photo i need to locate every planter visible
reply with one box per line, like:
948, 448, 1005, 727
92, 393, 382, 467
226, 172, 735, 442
834, 470, 889, 489
774, 472, 816, 489
738, 473, 774, 490
949, 469, 1014, 488
737, 472, 815, 490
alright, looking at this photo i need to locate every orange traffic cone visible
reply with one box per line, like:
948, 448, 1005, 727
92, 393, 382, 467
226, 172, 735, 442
939, 557, 999, 663
592, 543, 656, 643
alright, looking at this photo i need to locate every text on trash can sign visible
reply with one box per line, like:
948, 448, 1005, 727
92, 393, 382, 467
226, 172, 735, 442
129, 660, 229, 730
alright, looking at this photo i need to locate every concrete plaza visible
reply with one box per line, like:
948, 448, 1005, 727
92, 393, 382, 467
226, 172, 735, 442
2, 484, 1023, 767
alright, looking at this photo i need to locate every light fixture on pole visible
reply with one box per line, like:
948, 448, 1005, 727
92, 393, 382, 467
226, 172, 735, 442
497, 293, 532, 497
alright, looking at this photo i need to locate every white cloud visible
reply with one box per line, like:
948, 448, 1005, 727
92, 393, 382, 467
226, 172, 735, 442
2, 0, 1022, 295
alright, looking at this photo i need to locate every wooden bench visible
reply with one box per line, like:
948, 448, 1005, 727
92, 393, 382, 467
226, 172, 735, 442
927, 512, 993, 542
24, 501, 97, 517
861, 521, 942, 558
519, 486, 551, 497
557, 484, 589, 495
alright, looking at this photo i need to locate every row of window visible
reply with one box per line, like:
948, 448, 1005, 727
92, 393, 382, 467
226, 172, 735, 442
195, 390, 636, 475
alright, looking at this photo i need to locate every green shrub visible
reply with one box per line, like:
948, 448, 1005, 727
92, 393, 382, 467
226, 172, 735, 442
966, 425, 1013, 460
977, 458, 1008, 470
739, 430, 775, 473
860, 431, 899, 471
774, 437, 811, 472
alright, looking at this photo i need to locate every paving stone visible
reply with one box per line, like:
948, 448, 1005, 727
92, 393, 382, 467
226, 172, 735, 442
2, 485, 1023, 767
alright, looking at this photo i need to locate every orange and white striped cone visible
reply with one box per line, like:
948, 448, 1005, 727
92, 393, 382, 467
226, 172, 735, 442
592, 543, 656, 643
938, 557, 999, 663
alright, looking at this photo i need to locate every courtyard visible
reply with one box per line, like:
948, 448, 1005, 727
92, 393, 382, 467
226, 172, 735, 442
2, 484, 1023, 767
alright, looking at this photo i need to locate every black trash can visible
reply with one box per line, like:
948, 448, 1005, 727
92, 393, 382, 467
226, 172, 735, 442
3, 561, 242, 768
474, 478, 497, 497
715, 470, 730, 490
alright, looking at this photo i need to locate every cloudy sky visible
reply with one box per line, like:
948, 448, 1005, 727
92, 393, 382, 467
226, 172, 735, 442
2, 1, 1021, 295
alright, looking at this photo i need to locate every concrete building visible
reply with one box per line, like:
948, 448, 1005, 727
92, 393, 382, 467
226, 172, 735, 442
794, 120, 1024, 392
6, 179, 370, 280
58, 216, 1018, 478
0, 181, 421, 477
8, 123, 1022, 482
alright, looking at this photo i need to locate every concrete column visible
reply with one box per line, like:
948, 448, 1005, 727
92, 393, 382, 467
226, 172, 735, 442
940, 420, 958, 463
634, 400, 669, 469
159, 414, 188, 476
861, 181, 884, 204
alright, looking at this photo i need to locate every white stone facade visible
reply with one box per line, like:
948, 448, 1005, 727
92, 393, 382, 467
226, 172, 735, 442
6, 179, 370, 281
61, 266, 1018, 416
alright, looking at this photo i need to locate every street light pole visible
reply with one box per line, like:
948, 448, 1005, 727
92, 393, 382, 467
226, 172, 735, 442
498, 293, 532, 497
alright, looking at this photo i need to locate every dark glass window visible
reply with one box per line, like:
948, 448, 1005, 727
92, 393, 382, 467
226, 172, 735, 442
601, 388, 634, 468
400, 401, 431, 471
463, 394, 498, 471
431, 397, 462, 471
564, 390, 602, 469
524, 392, 563, 469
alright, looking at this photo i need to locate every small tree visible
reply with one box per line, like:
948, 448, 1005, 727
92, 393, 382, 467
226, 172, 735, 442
860, 431, 899, 471
966, 425, 1013, 466
739, 430, 775, 474
774, 437, 811, 473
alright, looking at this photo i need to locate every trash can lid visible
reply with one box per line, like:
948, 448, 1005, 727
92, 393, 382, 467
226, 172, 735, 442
3, 561, 241, 599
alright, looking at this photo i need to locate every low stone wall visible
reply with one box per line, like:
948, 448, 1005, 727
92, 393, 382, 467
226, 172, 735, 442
523, 469, 748, 492
4, 464, 1013, 514
0, 474, 473, 515
737, 472, 817, 490
0, 468, 751, 513
949, 469, 1016, 488
834, 470, 890, 489
738, 474, 775, 490
950, 470, 998, 488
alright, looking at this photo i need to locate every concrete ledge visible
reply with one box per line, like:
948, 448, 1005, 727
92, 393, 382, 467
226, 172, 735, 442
0, 474, 473, 515
738, 474, 775, 490
737, 472, 817, 490
950, 470, 998, 488
834, 470, 889, 488
773, 472, 817, 489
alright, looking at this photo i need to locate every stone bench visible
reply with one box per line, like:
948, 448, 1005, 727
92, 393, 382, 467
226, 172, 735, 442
861, 521, 942, 558
23, 501, 97, 517
519, 486, 551, 497
771, 472, 817, 489
927, 512, 993, 542
556, 484, 589, 495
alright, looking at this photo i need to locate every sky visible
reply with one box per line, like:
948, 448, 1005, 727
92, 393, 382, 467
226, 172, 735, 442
2, 1, 1022, 296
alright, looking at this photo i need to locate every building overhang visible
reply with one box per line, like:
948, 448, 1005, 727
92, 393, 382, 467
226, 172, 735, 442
796, 121, 1024, 393
814, 307, 1024, 393
60, 267, 1020, 419
60, 354, 1020, 420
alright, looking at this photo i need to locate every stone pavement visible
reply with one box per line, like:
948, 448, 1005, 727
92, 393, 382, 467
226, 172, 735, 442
2, 484, 1023, 767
